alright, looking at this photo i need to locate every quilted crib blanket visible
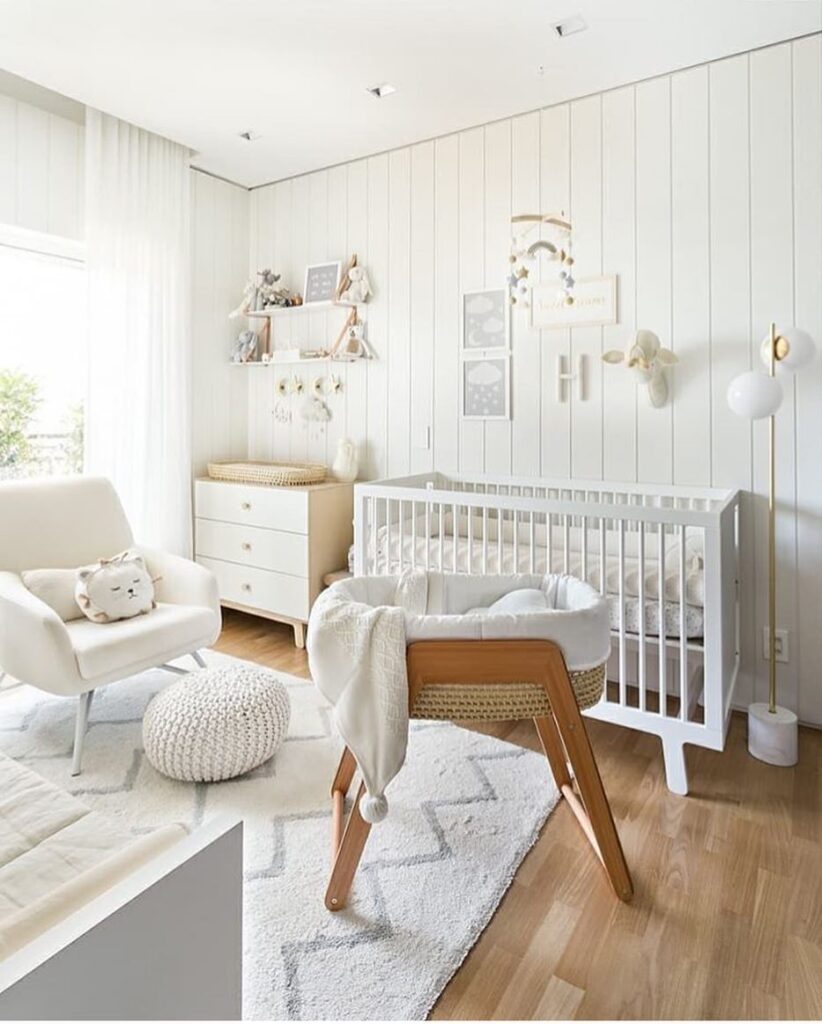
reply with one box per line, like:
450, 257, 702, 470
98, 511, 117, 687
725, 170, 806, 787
307, 570, 609, 823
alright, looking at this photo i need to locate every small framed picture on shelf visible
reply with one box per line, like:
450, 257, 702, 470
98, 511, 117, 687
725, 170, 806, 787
304, 261, 341, 305
462, 288, 509, 352
461, 353, 511, 420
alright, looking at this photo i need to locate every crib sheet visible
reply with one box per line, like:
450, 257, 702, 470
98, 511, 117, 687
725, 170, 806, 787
368, 526, 705, 640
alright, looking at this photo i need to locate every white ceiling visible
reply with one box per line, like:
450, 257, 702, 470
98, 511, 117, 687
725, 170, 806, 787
0, 0, 819, 188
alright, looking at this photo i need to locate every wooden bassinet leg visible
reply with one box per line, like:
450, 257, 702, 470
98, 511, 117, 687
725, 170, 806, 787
326, 747, 372, 911
539, 656, 634, 902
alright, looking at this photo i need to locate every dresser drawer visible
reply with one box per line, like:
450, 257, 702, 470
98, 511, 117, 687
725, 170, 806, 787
194, 480, 308, 534
197, 556, 309, 621
195, 519, 308, 577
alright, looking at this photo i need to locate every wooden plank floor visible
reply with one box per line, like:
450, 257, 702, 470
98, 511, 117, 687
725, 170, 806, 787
217, 609, 822, 1020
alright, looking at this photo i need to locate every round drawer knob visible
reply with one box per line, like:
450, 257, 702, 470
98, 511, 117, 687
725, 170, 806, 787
241, 542, 252, 551
241, 583, 252, 592
241, 502, 252, 511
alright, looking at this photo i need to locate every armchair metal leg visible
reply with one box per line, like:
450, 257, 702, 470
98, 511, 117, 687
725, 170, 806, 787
191, 650, 206, 669
71, 690, 94, 777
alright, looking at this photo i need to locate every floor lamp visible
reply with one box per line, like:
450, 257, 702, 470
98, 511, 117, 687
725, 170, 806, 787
727, 323, 815, 766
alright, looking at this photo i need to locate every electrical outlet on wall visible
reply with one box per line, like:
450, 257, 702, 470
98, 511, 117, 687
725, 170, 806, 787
415, 426, 431, 450
762, 627, 789, 663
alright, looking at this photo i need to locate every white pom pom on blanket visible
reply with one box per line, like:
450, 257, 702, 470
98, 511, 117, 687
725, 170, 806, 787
359, 793, 388, 824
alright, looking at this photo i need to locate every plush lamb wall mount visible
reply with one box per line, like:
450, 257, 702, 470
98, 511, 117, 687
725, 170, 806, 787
75, 551, 157, 624
602, 329, 678, 408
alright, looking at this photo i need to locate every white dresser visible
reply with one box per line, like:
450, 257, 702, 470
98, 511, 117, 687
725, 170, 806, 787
194, 479, 353, 647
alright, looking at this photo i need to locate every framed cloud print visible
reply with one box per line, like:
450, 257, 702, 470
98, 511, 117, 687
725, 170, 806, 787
461, 354, 511, 420
462, 288, 509, 352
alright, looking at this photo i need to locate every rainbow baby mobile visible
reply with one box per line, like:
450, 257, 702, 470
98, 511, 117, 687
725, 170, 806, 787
508, 212, 574, 308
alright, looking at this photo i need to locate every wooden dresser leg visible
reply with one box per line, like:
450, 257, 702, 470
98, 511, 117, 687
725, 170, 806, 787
293, 621, 305, 649
325, 783, 372, 911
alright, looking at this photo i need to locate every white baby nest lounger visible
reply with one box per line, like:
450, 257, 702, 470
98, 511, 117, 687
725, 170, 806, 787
308, 570, 634, 908
352, 472, 742, 795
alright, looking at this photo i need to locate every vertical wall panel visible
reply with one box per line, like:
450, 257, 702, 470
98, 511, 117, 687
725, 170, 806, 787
409, 141, 435, 474
635, 76, 673, 483
570, 95, 603, 480
510, 113, 541, 477
709, 54, 755, 706
750, 43, 798, 713
602, 86, 637, 482
345, 160, 369, 473
325, 163, 349, 467
365, 153, 389, 478
387, 148, 411, 477
192, 172, 250, 474
433, 134, 460, 475
539, 104, 571, 478
671, 66, 711, 486
483, 119, 512, 475
458, 127, 486, 474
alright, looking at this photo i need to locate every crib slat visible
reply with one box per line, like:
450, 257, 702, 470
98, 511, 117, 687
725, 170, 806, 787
424, 492, 431, 571
468, 506, 474, 573
398, 500, 404, 572
599, 518, 606, 596
482, 507, 489, 573
638, 521, 646, 713
438, 499, 444, 571
563, 513, 570, 575
581, 512, 589, 584
679, 525, 688, 721
369, 496, 377, 573
411, 500, 417, 569
618, 519, 626, 706
452, 502, 458, 573
513, 510, 520, 573
529, 512, 536, 573
497, 504, 504, 572
658, 523, 667, 716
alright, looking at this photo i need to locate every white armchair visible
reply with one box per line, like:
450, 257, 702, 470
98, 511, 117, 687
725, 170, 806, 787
0, 477, 221, 774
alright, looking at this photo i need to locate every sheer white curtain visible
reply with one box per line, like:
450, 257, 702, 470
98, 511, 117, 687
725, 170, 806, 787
84, 109, 192, 555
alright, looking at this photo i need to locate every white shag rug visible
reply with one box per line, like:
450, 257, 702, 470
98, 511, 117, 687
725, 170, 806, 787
0, 652, 559, 1020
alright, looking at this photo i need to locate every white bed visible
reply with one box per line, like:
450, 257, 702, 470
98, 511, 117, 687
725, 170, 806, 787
352, 472, 741, 796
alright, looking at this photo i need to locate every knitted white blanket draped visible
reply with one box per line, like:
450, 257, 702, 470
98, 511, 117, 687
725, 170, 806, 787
307, 571, 428, 823
307, 571, 610, 824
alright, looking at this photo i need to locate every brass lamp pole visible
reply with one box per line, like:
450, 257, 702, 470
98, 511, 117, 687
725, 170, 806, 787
727, 321, 815, 766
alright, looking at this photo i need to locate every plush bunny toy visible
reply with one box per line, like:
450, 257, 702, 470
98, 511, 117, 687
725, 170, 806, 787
75, 552, 157, 624
340, 265, 371, 304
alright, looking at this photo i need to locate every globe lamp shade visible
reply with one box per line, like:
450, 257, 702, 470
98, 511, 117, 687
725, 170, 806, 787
727, 371, 783, 420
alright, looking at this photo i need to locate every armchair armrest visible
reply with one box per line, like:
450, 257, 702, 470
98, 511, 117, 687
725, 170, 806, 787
135, 547, 221, 617
0, 572, 82, 695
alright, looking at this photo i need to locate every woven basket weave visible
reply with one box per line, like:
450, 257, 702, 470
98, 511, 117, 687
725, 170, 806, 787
207, 460, 327, 487
410, 662, 606, 722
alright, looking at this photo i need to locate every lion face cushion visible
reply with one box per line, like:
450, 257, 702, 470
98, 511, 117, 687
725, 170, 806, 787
75, 552, 156, 624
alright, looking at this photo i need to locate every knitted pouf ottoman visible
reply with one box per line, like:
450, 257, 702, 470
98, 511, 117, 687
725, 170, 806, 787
143, 664, 291, 782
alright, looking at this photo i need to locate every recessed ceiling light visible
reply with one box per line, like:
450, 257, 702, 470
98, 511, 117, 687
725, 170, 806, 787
552, 14, 587, 38
238, 130, 261, 142
366, 83, 397, 99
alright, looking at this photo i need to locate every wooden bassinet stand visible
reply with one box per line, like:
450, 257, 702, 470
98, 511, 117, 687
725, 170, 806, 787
326, 639, 633, 909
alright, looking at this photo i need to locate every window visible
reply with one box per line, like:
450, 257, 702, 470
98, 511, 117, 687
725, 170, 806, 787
0, 228, 86, 480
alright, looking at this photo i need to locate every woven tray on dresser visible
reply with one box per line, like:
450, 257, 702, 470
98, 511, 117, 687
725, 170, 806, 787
207, 460, 326, 487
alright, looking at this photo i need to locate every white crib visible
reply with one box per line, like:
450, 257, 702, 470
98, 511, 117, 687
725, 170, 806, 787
352, 472, 741, 795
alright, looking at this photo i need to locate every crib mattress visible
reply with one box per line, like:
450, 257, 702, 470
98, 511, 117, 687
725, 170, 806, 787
368, 529, 705, 640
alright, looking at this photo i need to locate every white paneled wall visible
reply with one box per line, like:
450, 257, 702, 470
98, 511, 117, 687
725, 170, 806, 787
246, 37, 821, 724
0, 96, 84, 239
191, 171, 250, 476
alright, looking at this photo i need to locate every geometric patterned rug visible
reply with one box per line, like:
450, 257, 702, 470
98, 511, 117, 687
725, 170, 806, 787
0, 652, 559, 1020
